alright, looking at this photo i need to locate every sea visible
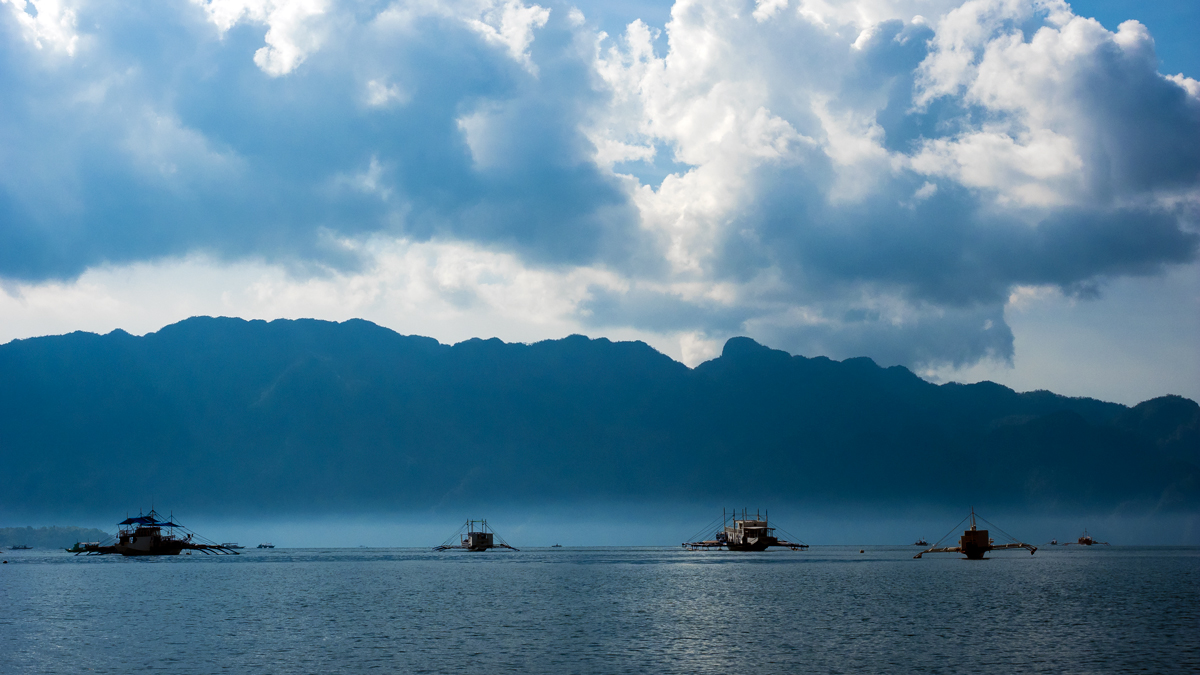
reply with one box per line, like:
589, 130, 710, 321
1, 546, 1196, 674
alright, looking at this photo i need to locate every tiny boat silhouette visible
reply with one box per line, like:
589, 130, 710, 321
9, 544, 32, 550
257, 543, 275, 549
913, 538, 929, 546
73, 509, 239, 556
221, 543, 245, 549
914, 508, 1036, 560
682, 509, 808, 551
434, 519, 519, 551
1063, 529, 1109, 546
551, 544, 563, 548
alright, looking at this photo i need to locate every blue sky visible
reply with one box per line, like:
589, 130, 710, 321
0, 0, 1196, 404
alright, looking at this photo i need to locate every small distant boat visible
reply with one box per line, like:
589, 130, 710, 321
1049, 539, 1058, 546
9, 544, 32, 550
913, 539, 929, 546
220, 543, 245, 549
1063, 529, 1109, 546
434, 520, 519, 552
551, 544, 563, 548
257, 543, 275, 549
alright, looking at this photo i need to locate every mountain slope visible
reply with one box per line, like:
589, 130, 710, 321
0, 317, 1194, 516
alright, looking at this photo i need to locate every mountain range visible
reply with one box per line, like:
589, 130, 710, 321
0, 317, 1195, 519
0, 526, 112, 550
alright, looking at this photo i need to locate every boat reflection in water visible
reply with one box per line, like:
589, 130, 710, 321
73, 509, 239, 556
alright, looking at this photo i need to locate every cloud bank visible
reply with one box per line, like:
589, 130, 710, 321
0, 0, 1196, 373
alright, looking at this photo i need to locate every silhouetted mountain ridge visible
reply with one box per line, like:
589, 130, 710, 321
0, 316, 1194, 517
0, 526, 112, 549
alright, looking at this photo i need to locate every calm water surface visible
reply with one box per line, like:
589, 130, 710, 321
1, 546, 1197, 673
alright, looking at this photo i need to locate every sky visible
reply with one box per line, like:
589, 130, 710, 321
0, 0, 1197, 406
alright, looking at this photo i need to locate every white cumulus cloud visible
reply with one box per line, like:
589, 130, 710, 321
0, 0, 1197, 394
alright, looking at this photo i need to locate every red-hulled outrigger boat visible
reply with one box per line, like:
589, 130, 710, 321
433, 519, 519, 552
914, 508, 1036, 560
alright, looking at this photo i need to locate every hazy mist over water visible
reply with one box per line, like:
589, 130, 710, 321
33, 503, 1200, 549
3, 546, 1196, 674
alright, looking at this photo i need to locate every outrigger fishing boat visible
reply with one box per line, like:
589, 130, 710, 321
683, 509, 808, 551
434, 519, 519, 551
914, 509, 1036, 560
73, 509, 239, 556
1063, 529, 1109, 546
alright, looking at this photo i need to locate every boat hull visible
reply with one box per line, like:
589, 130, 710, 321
114, 540, 187, 556
725, 540, 772, 552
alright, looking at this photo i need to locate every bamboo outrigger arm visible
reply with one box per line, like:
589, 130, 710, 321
913, 546, 960, 559
188, 543, 241, 554
993, 542, 1037, 554
914, 542, 1036, 559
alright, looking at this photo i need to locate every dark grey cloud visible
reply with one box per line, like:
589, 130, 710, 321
735, 168, 1198, 307
761, 303, 1015, 369
579, 284, 750, 334
0, 0, 642, 281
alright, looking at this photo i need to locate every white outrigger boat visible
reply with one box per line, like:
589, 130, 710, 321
683, 509, 808, 551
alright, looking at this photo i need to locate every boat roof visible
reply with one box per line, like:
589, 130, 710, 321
119, 509, 181, 527
119, 516, 181, 527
